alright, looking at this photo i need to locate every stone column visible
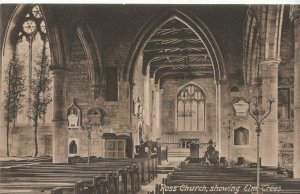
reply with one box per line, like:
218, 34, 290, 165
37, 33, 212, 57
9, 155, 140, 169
260, 60, 279, 167
291, 5, 300, 178
215, 82, 222, 157
143, 66, 150, 139
153, 85, 161, 140
51, 66, 68, 163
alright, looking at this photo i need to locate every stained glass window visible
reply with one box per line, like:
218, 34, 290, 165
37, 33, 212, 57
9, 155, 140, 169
15, 5, 52, 124
176, 84, 205, 131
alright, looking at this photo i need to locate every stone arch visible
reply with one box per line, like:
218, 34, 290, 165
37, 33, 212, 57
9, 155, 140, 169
69, 140, 78, 154
68, 138, 79, 155
176, 81, 207, 98
76, 25, 102, 96
125, 9, 226, 85
243, 7, 261, 85
229, 86, 240, 93
1, 4, 60, 124
243, 5, 284, 85
2, 4, 65, 81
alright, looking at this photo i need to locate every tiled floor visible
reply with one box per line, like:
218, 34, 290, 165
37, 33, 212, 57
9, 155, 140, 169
136, 157, 186, 194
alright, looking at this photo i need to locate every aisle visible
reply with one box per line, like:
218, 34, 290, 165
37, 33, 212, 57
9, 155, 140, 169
136, 157, 185, 194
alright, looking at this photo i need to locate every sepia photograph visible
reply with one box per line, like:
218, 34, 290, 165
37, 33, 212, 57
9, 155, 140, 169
0, 3, 299, 194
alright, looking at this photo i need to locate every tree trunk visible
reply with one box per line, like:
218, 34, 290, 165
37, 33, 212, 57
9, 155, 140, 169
34, 121, 38, 157
6, 121, 10, 157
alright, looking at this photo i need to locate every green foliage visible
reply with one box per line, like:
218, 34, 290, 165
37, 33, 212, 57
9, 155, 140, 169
4, 55, 25, 124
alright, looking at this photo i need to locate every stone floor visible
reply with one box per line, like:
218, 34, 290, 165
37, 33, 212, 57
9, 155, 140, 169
136, 157, 186, 194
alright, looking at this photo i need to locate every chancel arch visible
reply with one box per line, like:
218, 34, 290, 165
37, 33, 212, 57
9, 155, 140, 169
126, 9, 226, 85
76, 25, 102, 98
128, 9, 225, 152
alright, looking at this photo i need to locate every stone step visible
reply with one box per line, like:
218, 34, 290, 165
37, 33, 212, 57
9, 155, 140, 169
167, 148, 190, 157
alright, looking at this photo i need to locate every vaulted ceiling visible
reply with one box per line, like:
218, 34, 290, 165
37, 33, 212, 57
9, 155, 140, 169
143, 19, 214, 84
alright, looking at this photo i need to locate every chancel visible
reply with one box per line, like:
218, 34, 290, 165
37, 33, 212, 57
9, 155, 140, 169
0, 4, 300, 194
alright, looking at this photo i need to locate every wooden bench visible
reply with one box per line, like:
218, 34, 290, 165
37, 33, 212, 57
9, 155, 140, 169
148, 161, 300, 194
0, 160, 141, 194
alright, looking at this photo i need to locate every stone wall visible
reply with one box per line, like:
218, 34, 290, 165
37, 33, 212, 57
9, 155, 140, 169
160, 78, 216, 143
219, 81, 257, 163
132, 54, 144, 145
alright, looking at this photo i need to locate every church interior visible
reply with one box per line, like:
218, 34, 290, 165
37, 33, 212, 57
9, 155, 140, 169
0, 4, 300, 194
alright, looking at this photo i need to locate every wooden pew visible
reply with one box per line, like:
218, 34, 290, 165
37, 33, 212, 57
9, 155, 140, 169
149, 161, 300, 194
1, 160, 140, 194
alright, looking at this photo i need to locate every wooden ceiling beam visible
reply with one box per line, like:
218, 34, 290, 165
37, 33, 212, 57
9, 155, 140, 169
144, 46, 206, 53
155, 71, 214, 84
149, 32, 198, 42
151, 63, 212, 68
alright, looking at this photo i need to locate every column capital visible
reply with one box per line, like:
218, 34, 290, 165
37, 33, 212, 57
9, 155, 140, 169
260, 59, 280, 70
290, 5, 300, 23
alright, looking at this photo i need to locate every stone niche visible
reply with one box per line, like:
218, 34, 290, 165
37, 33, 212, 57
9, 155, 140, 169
67, 99, 82, 129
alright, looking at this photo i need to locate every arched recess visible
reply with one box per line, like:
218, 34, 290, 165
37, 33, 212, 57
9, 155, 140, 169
1, 4, 65, 124
125, 9, 226, 85
76, 25, 102, 96
2, 4, 65, 81
233, 127, 249, 145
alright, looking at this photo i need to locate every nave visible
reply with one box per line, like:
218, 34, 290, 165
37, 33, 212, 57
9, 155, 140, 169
1, 4, 300, 194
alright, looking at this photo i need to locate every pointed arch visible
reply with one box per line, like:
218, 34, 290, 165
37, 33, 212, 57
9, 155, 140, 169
125, 9, 226, 84
243, 5, 284, 85
175, 82, 206, 131
243, 7, 261, 85
76, 25, 102, 92
176, 81, 207, 98
233, 127, 249, 145
2, 4, 65, 74
1, 4, 60, 125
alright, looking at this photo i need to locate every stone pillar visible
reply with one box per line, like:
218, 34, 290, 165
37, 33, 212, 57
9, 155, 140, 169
143, 67, 150, 132
291, 5, 300, 178
51, 67, 68, 163
260, 60, 279, 167
153, 85, 161, 140
215, 82, 222, 157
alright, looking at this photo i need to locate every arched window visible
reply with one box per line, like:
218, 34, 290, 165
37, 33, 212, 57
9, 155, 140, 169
229, 86, 240, 93
13, 5, 52, 124
234, 127, 249, 145
177, 84, 205, 131
69, 140, 78, 154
